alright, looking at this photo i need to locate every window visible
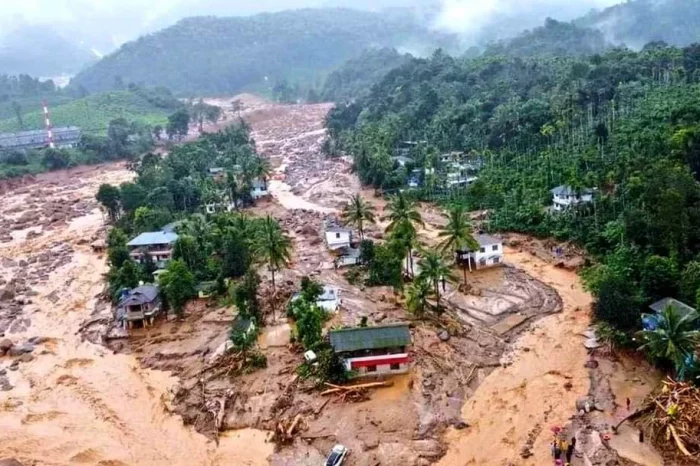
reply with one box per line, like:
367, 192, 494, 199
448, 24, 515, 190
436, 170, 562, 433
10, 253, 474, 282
493, 257, 500, 264
479, 247, 486, 253
366, 365, 377, 373
390, 363, 401, 370
492, 245, 499, 251
479, 258, 487, 266
335, 232, 340, 239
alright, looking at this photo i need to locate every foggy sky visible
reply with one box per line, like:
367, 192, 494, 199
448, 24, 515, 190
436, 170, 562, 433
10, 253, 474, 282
1, 0, 623, 53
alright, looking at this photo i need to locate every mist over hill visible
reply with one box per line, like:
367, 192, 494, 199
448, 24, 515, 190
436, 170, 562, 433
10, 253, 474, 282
70, 8, 456, 96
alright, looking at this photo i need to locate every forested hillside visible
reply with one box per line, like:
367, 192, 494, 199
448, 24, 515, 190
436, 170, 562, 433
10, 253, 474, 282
578, 0, 700, 48
326, 43, 700, 360
320, 48, 413, 102
71, 8, 453, 96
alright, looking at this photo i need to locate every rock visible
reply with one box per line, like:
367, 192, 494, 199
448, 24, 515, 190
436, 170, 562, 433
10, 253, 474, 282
27, 336, 47, 345
454, 421, 469, 430
584, 359, 599, 369
0, 376, 12, 391
0, 286, 15, 302
0, 369, 5, 376
412, 439, 444, 459
8, 343, 33, 356
438, 330, 450, 342
0, 459, 24, 466
362, 437, 379, 451
17, 353, 34, 363
375, 312, 387, 322
564, 382, 573, 390
520, 446, 533, 458
576, 397, 594, 413
0, 338, 13, 352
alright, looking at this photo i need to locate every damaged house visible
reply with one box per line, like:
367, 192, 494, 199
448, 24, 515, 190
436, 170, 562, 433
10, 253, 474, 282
329, 323, 411, 377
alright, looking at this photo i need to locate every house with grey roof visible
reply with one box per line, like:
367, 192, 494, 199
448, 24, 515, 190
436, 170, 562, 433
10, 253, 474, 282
291, 285, 341, 312
455, 233, 504, 270
117, 285, 161, 328
325, 218, 353, 250
127, 231, 178, 269
335, 246, 361, 268
550, 185, 594, 211
329, 323, 411, 377
0, 126, 81, 151
642, 298, 697, 330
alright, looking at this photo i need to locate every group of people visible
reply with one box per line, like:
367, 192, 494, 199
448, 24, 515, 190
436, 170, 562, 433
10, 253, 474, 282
551, 427, 576, 465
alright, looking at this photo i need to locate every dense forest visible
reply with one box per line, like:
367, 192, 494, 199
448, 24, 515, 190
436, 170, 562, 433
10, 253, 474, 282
70, 8, 454, 96
319, 48, 413, 102
578, 0, 700, 48
326, 41, 700, 376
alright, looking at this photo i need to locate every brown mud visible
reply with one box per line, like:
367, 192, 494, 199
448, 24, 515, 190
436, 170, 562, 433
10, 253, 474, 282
1, 96, 661, 466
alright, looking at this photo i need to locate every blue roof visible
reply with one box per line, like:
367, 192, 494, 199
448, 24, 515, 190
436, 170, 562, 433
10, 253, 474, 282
127, 231, 178, 247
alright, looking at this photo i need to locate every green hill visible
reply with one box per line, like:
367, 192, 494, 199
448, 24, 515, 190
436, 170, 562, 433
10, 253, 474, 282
0, 87, 182, 134
577, 0, 700, 48
70, 8, 455, 96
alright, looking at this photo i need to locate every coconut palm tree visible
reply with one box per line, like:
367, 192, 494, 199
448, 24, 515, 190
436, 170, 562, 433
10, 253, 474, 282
256, 215, 293, 319
341, 194, 376, 240
438, 204, 479, 287
384, 191, 424, 233
417, 249, 457, 313
639, 305, 700, 376
384, 192, 424, 276
406, 277, 433, 319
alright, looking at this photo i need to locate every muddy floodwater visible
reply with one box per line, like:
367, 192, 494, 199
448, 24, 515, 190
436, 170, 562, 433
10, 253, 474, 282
0, 165, 273, 465
1, 97, 658, 466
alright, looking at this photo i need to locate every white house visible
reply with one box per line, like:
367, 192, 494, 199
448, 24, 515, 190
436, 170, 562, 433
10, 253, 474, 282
335, 246, 361, 268
325, 225, 353, 250
127, 231, 179, 269
250, 178, 269, 199
317, 286, 341, 312
456, 234, 504, 270
550, 185, 594, 211
291, 285, 341, 312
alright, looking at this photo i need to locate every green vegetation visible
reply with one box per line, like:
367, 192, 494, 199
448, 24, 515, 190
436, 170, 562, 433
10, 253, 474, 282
340, 194, 376, 241
320, 48, 413, 102
71, 9, 454, 96
326, 40, 700, 379
100, 122, 290, 332
0, 86, 182, 133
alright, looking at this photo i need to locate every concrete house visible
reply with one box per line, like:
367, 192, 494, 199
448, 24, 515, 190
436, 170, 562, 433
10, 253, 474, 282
250, 178, 269, 199
325, 221, 353, 251
118, 285, 161, 328
127, 231, 179, 269
329, 324, 411, 377
456, 234, 504, 270
550, 185, 594, 211
335, 246, 361, 268
291, 285, 341, 312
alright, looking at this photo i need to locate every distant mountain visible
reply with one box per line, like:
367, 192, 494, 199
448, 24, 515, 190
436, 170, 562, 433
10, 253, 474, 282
577, 0, 700, 49
0, 26, 97, 77
70, 8, 456, 96
483, 18, 608, 58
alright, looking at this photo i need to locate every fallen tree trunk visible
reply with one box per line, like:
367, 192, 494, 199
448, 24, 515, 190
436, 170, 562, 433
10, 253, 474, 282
320, 381, 392, 396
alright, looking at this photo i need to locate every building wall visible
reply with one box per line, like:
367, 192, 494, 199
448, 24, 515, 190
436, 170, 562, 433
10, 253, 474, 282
553, 193, 592, 210
326, 231, 352, 249
343, 353, 410, 377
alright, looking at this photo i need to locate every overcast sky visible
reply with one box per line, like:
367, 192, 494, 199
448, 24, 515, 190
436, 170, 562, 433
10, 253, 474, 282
1, 0, 622, 52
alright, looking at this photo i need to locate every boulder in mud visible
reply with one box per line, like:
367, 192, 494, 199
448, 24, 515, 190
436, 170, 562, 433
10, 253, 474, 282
16, 353, 34, 364
0, 338, 13, 353
412, 439, 445, 459
0, 459, 24, 466
438, 330, 450, 342
8, 343, 33, 357
0, 285, 15, 302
